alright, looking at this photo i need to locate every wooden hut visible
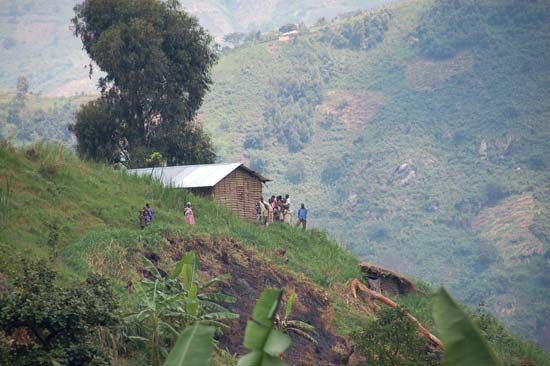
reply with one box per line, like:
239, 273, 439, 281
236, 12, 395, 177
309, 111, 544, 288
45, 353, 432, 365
129, 163, 270, 220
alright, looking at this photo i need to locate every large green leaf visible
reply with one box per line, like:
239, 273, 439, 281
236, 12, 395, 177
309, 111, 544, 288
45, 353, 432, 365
238, 289, 290, 366
180, 252, 199, 289
264, 329, 292, 356
252, 288, 283, 326
169, 251, 200, 285
163, 323, 215, 366
237, 352, 287, 366
185, 283, 199, 317
433, 288, 501, 366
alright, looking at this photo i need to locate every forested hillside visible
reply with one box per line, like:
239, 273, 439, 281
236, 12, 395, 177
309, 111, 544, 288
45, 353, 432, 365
198, 0, 550, 347
0, 0, 395, 95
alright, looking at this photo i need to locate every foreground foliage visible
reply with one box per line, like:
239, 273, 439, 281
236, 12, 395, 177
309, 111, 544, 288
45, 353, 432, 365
433, 288, 501, 366
0, 261, 120, 366
163, 323, 215, 366
353, 306, 439, 366
127, 253, 238, 366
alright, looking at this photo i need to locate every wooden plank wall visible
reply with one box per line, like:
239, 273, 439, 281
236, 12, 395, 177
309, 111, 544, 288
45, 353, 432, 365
213, 168, 263, 220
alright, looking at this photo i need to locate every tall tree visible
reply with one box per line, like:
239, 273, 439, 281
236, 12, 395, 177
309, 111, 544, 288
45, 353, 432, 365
71, 0, 218, 166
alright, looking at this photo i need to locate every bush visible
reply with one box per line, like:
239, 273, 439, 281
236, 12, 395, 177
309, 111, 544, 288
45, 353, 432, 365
0, 261, 120, 366
353, 306, 439, 366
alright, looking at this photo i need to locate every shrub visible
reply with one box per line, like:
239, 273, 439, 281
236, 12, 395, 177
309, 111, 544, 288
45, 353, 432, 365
0, 261, 120, 366
353, 306, 439, 366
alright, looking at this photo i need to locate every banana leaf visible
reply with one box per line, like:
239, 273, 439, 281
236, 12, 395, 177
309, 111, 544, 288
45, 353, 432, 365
238, 288, 290, 366
163, 323, 215, 366
433, 288, 501, 366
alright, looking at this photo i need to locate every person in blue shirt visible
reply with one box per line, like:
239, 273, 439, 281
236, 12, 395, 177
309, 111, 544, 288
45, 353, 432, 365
296, 203, 308, 230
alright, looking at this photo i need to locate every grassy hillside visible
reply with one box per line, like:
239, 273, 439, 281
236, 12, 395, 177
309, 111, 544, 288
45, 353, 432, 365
197, 0, 550, 347
1, 142, 549, 365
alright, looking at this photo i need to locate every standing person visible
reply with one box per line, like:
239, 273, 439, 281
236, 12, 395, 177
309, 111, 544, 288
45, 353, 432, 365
267, 197, 274, 225
184, 202, 196, 225
296, 203, 308, 230
283, 198, 292, 224
140, 203, 154, 229
258, 197, 267, 226
255, 200, 262, 222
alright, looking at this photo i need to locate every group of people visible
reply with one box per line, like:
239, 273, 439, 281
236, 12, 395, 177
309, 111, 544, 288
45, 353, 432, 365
139, 202, 195, 229
140, 196, 308, 230
256, 194, 308, 229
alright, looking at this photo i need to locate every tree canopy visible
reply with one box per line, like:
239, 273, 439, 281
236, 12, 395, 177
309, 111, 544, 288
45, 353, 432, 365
71, 0, 218, 167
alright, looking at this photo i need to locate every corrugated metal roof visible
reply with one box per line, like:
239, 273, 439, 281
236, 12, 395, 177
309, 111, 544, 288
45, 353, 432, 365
128, 163, 270, 188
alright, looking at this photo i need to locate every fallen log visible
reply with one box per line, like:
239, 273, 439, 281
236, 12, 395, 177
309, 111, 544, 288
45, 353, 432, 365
349, 278, 444, 351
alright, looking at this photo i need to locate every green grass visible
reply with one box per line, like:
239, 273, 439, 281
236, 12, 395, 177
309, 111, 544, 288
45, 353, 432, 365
1, 142, 549, 365
0, 142, 360, 287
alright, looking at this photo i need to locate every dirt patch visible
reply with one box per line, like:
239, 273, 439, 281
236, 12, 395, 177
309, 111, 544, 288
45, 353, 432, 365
472, 192, 543, 264
407, 50, 474, 90
156, 236, 352, 365
316, 90, 384, 132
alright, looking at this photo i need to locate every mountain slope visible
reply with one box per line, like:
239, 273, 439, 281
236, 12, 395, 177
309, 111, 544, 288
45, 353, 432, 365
198, 0, 550, 347
1, 143, 549, 365
0, 0, 396, 95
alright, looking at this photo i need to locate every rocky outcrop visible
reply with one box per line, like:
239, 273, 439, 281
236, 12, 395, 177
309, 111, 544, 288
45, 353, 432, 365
360, 263, 416, 295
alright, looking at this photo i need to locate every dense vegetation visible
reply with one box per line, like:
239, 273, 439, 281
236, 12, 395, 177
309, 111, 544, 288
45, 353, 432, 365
198, 0, 550, 348
0, 261, 119, 366
1, 143, 548, 365
70, 0, 217, 167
